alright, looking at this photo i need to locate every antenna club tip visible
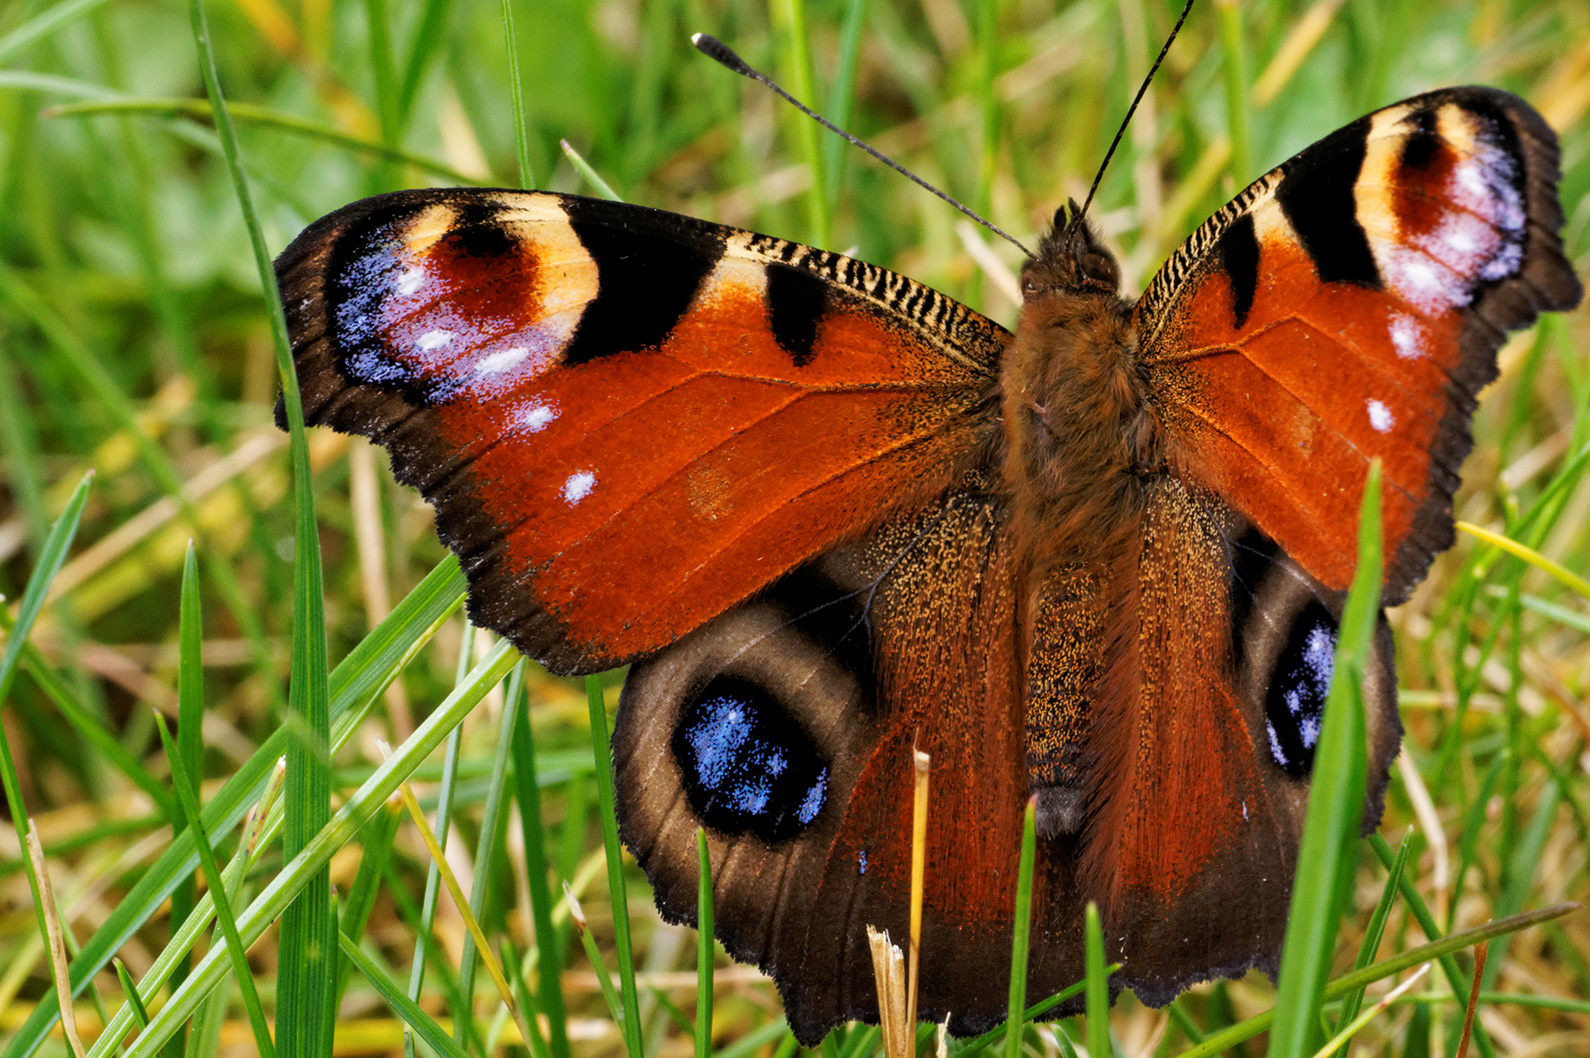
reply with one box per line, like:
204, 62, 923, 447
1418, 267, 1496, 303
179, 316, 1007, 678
692, 32, 752, 77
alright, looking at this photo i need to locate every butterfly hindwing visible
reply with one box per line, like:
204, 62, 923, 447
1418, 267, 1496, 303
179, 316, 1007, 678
1070, 481, 1400, 1002
613, 469, 1402, 1041
613, 476, 1090, 1043
1135, 86, 1582, 604
277, 188, 1007, 673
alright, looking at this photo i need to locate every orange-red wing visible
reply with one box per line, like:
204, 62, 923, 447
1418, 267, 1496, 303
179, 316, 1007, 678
1135, 87, 1581, 604
277, 189, 1007, 672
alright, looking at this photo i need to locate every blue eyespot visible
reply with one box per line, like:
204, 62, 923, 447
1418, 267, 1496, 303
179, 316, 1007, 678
672, 678, 829, 842
1265, 601, 1337, 777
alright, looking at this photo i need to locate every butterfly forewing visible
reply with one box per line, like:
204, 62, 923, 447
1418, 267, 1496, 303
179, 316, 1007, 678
1135, 86, 1582, 604
277, 189, 1007, 672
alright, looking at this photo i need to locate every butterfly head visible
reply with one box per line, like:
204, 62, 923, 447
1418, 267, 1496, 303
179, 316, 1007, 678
1021, 199, 1121, 301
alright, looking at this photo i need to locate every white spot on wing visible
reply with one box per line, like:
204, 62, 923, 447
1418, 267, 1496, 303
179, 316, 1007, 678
395, 267, 425, 296
1381, 246, 1469, 314
1390, 314, 1423, 359
476, 347, 529, 374
417, 329, 452, 351
516, 401, 558, 433
1367, 399, 1394, 433
562, 470, 596, 505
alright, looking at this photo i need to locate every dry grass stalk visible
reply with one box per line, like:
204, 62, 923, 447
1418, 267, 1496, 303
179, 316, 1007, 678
1457, 944, 1490, 1058
868, 926, 909, 1058
26, 823, 85, 1058
907, 745, 931, 1038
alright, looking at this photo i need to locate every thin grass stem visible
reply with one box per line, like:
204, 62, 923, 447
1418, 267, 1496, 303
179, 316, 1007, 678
456, 662, 527, 1047
779, 0, 829, 245
1267, 463, 1382, 1058
587, 675, 644, 1058
510, 677, 573, 1058
1084, 902, 1109, 1058
1005, 799, 1038, 1058
153, 712, 277, 1058
500, 0, 537, 188
338, 932, 474, 1058
697, 828, 715, 1058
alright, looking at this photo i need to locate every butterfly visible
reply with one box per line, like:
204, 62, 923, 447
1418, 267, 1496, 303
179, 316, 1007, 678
275, 86, 1580, 1042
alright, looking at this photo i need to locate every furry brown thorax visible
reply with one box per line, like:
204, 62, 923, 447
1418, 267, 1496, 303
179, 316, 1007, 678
1001, 204, 1168, 575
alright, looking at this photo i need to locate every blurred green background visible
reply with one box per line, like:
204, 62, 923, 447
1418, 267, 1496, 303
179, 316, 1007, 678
0, 0, 1586, 1055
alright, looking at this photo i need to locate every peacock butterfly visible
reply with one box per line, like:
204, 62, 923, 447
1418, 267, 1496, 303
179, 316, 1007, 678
274, 85, 1581, 1042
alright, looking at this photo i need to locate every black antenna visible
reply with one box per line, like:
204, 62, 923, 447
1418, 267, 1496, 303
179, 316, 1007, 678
692, 33, 1034, 259
1077, 0, 1197, 225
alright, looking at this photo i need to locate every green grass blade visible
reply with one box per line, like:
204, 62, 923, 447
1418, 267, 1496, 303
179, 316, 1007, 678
697, 827, 715, 1058
0, 0, 115, 63
118, 642, 518, 1058
504, 940, 553, 1058
821, 0, 870, 209
113, 959, 151, 1030
167, 542, 205, 1051
0, 470, 93, 715
153, 711, 277, 1058
1005, 798, 1038, 1058
975, 0, 998, 219
7, 563, 463, 1057
1367, 833, 1498, 1058
0, 625, 172, 816
407, 623, 476, 1056
587, 674, 643, 1058
46, 98, 485, 184
778, 0, 829, 245
186, 0, 334, 1048
1456, 521, 1590, 599
0, 263, 283, 715
712, 1016, 791, 1058
1335, 828, 1411, 1028
336, 801, 403, 1006
511, 675, 573, 1058
89, 764, 284, 1058
501, 0, 537, 189
949, 978, 1093, 1055
0, 329, 50, 557
573, 895, 628, 1028
1449, 752, 1507, 932
561, 139, 622, 200
396, 0, 457, 129
0, 471, 93, 948
1179, 902, 1576, 1058
1267, 462, 1382, 1058
1216, 0, 1251, 186
363, 0, 401, 191
332, 559, 466, 724
1481, 778, 1561, 994
1084, 902, 1109, 1058
338, 932, 473, 1058
454, 660, 526, 1048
